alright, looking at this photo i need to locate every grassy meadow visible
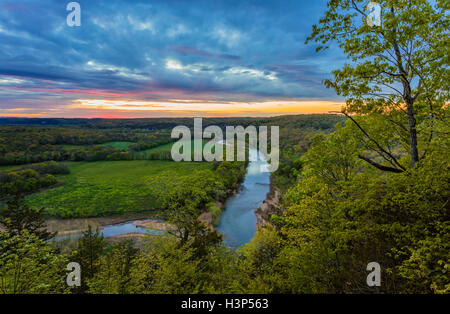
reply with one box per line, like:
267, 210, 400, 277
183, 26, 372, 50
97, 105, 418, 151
25, 159, 219, 218
99, 141, 135, 149
60, 141, 136, 150
138, 138, 207, 157
138, 142, 173, 155
1, 139, 232, 219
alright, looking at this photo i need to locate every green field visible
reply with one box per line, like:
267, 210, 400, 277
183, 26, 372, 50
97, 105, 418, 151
138, 139, 207, 157
99, 141, 135, 149
60, 141, 135, 150
61, 140, 204, 155
25, 160, 218, 218
139, 142, 173, 155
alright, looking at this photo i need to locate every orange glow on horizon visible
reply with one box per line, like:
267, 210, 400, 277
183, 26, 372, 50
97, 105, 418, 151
74, 99, 344, 116
0, 113, 44, 117
1, 99, 345, 118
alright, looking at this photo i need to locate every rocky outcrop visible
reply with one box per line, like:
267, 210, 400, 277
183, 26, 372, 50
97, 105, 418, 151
255, 184, 281, 228
198, 211, 215, 231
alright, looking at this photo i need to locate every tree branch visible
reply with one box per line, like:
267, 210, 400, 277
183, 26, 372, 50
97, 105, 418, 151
343, 112, 406, 171
358, 155, 404, 173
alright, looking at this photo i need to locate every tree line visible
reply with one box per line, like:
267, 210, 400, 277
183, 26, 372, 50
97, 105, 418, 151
0, 126, 173, 165
0, 161, 69, 199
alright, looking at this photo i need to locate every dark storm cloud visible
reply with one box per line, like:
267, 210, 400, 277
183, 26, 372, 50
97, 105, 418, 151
0, 0, 346, 110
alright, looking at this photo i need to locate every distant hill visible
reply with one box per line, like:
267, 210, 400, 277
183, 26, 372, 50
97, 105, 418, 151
0, 114, 345, 130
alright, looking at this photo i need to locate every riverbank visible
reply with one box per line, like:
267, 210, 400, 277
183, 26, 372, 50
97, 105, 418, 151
45, 211, 156, 236
40, 183, 241, 239
133, 219, 174, 231
255, 178, 281, 228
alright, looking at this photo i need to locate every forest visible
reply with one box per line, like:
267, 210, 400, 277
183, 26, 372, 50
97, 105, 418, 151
1, 108, 447, 293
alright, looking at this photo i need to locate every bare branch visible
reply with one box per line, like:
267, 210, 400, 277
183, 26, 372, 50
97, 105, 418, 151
343, 112, 406, 171
358, 155, 404, 173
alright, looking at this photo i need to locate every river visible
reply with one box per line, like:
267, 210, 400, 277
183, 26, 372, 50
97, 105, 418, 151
51, 148, 270, 248
217, 148, 271, 249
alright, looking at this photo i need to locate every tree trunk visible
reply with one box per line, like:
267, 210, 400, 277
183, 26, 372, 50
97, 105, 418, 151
402, 75, 420, 168
406, 98, 420, 168
391, 32, 420, 168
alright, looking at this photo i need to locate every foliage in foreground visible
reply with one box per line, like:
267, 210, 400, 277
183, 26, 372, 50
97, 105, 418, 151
259, 119, 449, 294
0, 231, 69, 294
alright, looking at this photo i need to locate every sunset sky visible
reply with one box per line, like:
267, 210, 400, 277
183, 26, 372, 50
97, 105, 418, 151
0, 0, 347, 118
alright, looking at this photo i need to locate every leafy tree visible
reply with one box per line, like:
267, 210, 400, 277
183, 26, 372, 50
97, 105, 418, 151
160, 187, 223, 258
127, 235, 201, 294
72, 225, 106, 292
87, 239, 139, 294
301, 122, 361, 186
0, 231, 70, 294
239, 226, 284, 293
271, 121, 449, 293
307, 0, 449, 171
0, 195, 56, 241
199, 246, 247, 294
160, 187, 209, 242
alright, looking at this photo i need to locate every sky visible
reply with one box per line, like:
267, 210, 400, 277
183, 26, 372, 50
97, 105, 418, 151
0, 0, 347, 118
